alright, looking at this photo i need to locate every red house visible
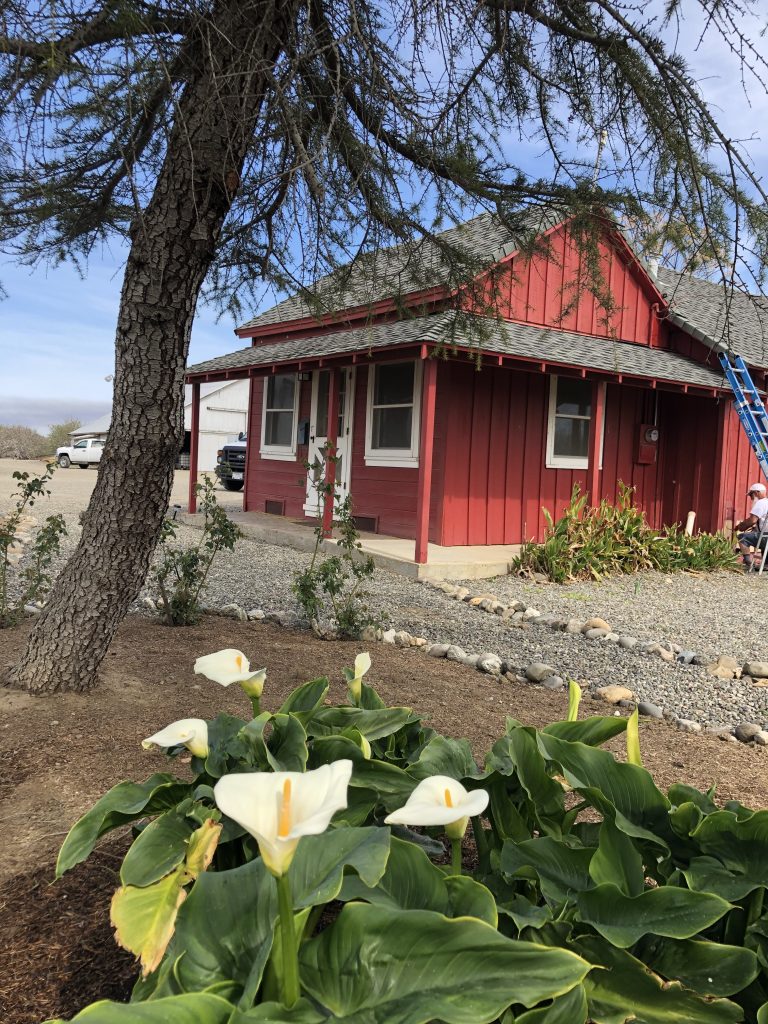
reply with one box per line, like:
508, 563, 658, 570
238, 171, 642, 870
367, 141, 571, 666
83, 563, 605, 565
185, 213, 765, 565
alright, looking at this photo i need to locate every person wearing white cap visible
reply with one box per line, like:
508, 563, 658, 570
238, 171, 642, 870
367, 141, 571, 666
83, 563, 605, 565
735, 483, 768, 571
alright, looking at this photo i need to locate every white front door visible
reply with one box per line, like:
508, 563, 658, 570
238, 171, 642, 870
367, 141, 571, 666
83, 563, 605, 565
304, 367, 355, 516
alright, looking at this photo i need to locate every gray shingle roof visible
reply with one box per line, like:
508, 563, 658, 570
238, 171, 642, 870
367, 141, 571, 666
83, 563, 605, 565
189, 311, 725, 390
236, 209, 556, 332
656, 267, 768, 369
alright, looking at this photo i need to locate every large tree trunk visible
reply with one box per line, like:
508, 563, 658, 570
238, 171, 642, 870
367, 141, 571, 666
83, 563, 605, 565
9, 0, 296, 694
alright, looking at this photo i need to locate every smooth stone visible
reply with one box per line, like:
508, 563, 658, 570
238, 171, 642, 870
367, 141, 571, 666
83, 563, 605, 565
478, 599, 495, 612
477, 653, 503, 675
744, 661, 768, 679
525, 661, 557, 683
540, 674, 565, 690
565, 619, 583, 634
394, 630, 412, 648
705, 725, 734, 739
522, 607, 542, 621
427, 643, 450, 658
617, 635, 639, 650
604, 632, 620, 642
754, 730, 768, 746
735, 722, 762, 743
706, 663, 736, 680
412, 637, 428, 647
691, 654, 712, 666
584, 627, 609, 640
617, 699, 636, 708
510, 600, 527, 612
494, 603, 507, 615
461, 654, 480, 668
247, 608, 266, 620
360, 625, 378, 642
220, 603, 248, 621
638, 701, 663, 719
141, 597, 157, 612
470, 594, 496, 606
500, 660, 513, 675
676, 650, 696, 664
454, 587, 470, 601
596, 684, 635, 704
716, 654, 741, 673
676, 718, 702, 733
446, 645, 468, 662
381, 628, 397, 644
646, 643, 674, 663
23, 603, 41, 615
582, 617, 611, 633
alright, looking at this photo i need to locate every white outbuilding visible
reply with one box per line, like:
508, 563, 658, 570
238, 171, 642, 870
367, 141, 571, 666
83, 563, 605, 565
70, 380, 250, 471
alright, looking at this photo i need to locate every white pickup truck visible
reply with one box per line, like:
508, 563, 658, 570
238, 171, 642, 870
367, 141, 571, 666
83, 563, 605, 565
56, 436, 105, 469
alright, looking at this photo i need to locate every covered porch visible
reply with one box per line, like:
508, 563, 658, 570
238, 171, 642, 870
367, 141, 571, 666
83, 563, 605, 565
181, 506, 519, 580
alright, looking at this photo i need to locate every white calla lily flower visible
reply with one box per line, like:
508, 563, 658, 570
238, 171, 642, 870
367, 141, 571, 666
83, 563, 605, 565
142, 718, 209, 758
344, 651, 371, 702
213, 760, 353, 877
194, 648, 258, 686
384, 775, 489, 839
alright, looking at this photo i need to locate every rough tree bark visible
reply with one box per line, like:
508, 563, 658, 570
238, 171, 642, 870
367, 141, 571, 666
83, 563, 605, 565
9, 0, 298, 693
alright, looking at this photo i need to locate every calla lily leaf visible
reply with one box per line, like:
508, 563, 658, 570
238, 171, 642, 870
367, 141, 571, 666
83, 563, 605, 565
637, 935, 759, 997
541, 716, 628, 746
277, 677, 330, 718
501, 837, 594, 905
409, 735, 483, 781
299, 903, 590, 1023
514, 984, 589, 1024
573, 935, 744, 1024
305, 706, 418, 741
229, 1000, 325, 1022
111, 865, 190, 977
56, 774, 191, 878
289, 826, 391, 908
185, 818, 223, 877
120, 810, 195, 888
588, 817, 644, 897
44, 993, 237, 1023
576, 883, 732, 947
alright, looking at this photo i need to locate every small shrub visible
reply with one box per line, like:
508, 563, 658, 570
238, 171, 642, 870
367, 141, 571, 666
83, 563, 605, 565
512, 482, 737, 582
0, 463, 66, 627
152, 477, 241, 625
0, 423, 48, 459
293, 446, 377, 638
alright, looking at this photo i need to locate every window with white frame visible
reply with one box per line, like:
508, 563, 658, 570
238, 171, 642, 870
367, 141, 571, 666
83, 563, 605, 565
260, 372, 298, 460
365, 361, 422, 467
545, 375, 604, 469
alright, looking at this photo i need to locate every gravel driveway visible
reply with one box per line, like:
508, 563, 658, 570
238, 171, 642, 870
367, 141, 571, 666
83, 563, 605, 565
4, 456, 768, 731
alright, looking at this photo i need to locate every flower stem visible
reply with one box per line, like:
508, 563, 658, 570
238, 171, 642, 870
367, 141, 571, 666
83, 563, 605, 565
249, 695, 261, 717
276, 871, 300, 1008
450, 837, 463, 876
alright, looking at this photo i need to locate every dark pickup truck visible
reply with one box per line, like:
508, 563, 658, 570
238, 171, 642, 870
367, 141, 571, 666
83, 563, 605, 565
215, 433, 247, 491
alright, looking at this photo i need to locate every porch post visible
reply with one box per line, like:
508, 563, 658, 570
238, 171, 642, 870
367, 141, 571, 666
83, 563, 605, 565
586, 380, 604, 506
415, 357, 437, 564
322, 368, 340, 537
710, 399, 730, 532
187, 379, 200, 514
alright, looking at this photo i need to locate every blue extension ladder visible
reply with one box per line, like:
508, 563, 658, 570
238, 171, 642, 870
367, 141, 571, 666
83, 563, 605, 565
718, 349, 768, 572
717, 350, 768, 482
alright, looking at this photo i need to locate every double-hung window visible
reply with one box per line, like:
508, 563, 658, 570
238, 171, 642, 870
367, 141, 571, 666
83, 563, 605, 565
365, 361, 422, 467
545, 376, 604, 469
260, 372, 298, 460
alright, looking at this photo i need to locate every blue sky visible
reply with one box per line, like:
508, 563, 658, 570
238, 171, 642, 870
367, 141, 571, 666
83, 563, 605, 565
1, 8, 767, 432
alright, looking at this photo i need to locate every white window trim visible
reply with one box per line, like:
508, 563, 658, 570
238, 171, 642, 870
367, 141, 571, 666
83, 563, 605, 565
364, 360, 423, 468
545, 375, 605, 470
260, 372, 299, 462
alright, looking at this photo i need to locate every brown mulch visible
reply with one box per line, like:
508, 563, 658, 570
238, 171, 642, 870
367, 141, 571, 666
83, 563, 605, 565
2, 614, 768, 1024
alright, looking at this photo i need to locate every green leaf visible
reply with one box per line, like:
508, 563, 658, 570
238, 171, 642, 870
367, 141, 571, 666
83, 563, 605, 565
497, 894, 552, 931
204, 714, 250, 778
691, 810, 768, 890
668, 783, 718, 814
684, 856, 762, 901
514, 985, 588, 1023
145, 856, 277, 1002
120, 811, 194, 887
758, 1003, 768, 1024
56, 774, 191, 878
588, 818, 644, 897
268, 714, 309, 772
573, 935, 744, 1024
639, 935, 759, 997
230, 999, 325, 1022
536, 732, 669, 831
299, 903, 589, 1022
278, 677, 329, 717
44, 993, 236, 1023
577, 883, 732, 947
626, 707, 642, 766
502, 837, 594, 904
338, 836, 496, 925
541, 717, 627, 746
305, 706, 418, 741
488, 729, 565, 834
289, 826, 390, 908
409, 735, 482, 780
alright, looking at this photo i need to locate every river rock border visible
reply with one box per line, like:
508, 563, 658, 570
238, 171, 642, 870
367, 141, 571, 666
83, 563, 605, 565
130, 593, 768, 749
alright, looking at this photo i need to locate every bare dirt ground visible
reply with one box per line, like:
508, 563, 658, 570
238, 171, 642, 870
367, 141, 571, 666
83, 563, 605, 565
2, 615, 768, 1024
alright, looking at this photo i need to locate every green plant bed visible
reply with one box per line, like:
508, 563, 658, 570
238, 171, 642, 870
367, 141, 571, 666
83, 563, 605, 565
512, 483, 738, 583
50, 658, 768, 1023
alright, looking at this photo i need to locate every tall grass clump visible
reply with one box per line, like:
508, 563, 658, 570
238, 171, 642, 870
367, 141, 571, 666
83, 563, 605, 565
512, 483, 737, 583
